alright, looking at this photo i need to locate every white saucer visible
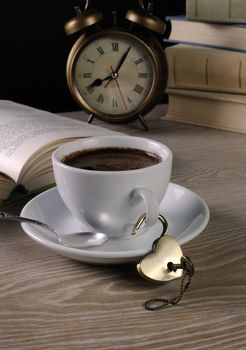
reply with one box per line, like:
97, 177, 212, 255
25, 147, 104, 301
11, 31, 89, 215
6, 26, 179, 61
20, 183, 210, 265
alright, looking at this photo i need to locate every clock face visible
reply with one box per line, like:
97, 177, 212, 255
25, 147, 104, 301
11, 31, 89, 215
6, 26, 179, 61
67, 30, 163, 120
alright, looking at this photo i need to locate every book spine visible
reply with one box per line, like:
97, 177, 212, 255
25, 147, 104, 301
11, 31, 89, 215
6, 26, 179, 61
186, 0, 246, 23
163, 89, 246, 134
166, 45, 246, 94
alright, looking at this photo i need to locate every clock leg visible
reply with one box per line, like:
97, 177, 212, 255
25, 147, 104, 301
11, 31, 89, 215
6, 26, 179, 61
138, 114, 149, 131
88, 114, 94, 124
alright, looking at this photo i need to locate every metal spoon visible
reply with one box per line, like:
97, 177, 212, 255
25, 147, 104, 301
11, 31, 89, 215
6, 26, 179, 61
0, 211, 109, 249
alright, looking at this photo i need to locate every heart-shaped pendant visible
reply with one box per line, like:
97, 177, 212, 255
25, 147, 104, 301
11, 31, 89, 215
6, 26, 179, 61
134, 214, 195, 309
137, 235, 183, 282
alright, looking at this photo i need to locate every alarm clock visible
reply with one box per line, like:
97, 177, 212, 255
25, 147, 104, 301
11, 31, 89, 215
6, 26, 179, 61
65, 0, 168, 129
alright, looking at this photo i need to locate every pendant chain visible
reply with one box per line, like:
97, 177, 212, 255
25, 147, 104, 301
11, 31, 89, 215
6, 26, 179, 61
144, 256, 194, 311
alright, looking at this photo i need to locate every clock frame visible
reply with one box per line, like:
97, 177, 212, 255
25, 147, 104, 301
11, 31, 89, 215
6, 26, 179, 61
66, 28, 167, 124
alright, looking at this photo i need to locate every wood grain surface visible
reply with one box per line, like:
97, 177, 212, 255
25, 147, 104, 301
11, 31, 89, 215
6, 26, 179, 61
0, 106, 245, 350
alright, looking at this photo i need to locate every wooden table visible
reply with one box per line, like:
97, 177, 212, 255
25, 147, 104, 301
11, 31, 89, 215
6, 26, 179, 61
1, 105, 246, 349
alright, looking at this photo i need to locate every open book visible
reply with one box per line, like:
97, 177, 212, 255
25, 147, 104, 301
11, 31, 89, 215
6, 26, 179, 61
0, 101, 120, 204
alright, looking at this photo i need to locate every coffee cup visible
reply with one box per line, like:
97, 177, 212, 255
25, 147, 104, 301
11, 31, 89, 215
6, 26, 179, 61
52, 136, 172, 238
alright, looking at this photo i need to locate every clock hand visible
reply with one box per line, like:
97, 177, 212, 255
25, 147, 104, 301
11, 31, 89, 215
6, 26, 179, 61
87, 73, 112, 88
104, 46, 131, 89
115, 79, 128, 111
104, 76, 114, 89
109, 65, 128, 112
114, 46, 131, 74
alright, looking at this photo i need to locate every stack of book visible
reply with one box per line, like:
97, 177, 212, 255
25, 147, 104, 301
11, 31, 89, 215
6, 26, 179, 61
162, 0, 246, 134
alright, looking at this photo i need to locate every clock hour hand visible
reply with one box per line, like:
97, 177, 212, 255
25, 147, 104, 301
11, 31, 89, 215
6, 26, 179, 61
87, 74, 112, 88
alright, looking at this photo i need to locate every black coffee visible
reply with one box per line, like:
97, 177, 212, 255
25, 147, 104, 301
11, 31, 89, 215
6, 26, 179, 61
62, 147, 162, 171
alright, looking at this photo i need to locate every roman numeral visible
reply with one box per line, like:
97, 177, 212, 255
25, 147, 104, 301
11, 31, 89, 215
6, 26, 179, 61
86, 86, 94, 94
112, 99, 118, 107
138, 73, 147, 78
135, 58, 144, 65
86, 59, 95, 64
133, 84, 144, 94
127, 96, 133, 103
97, 94, 104, 104
96, 46, 104, 55
83, 73, 92, 78
112, 42, 119, 51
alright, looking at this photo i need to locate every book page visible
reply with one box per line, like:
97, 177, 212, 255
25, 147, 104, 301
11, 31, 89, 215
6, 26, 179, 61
0, 100, 120, 182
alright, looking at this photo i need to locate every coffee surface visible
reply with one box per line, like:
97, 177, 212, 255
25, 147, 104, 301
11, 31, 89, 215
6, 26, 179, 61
62, 147, 162, 171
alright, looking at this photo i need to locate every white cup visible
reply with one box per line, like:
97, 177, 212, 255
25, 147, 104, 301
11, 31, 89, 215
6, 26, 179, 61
52, 136, 172, 238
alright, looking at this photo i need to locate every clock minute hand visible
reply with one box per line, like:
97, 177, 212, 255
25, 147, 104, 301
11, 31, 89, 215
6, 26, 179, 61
114, 46, 131, 74
104, 46, 131, 89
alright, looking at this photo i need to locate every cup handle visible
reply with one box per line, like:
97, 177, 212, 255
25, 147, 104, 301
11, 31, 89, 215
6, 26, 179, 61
131, 188, 159, 231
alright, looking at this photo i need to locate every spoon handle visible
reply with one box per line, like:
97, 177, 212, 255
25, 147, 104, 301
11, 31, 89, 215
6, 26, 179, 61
0, 211, 59, 238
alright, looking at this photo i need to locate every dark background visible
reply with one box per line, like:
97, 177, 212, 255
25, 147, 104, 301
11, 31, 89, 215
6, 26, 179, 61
0, 1, 185, 113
